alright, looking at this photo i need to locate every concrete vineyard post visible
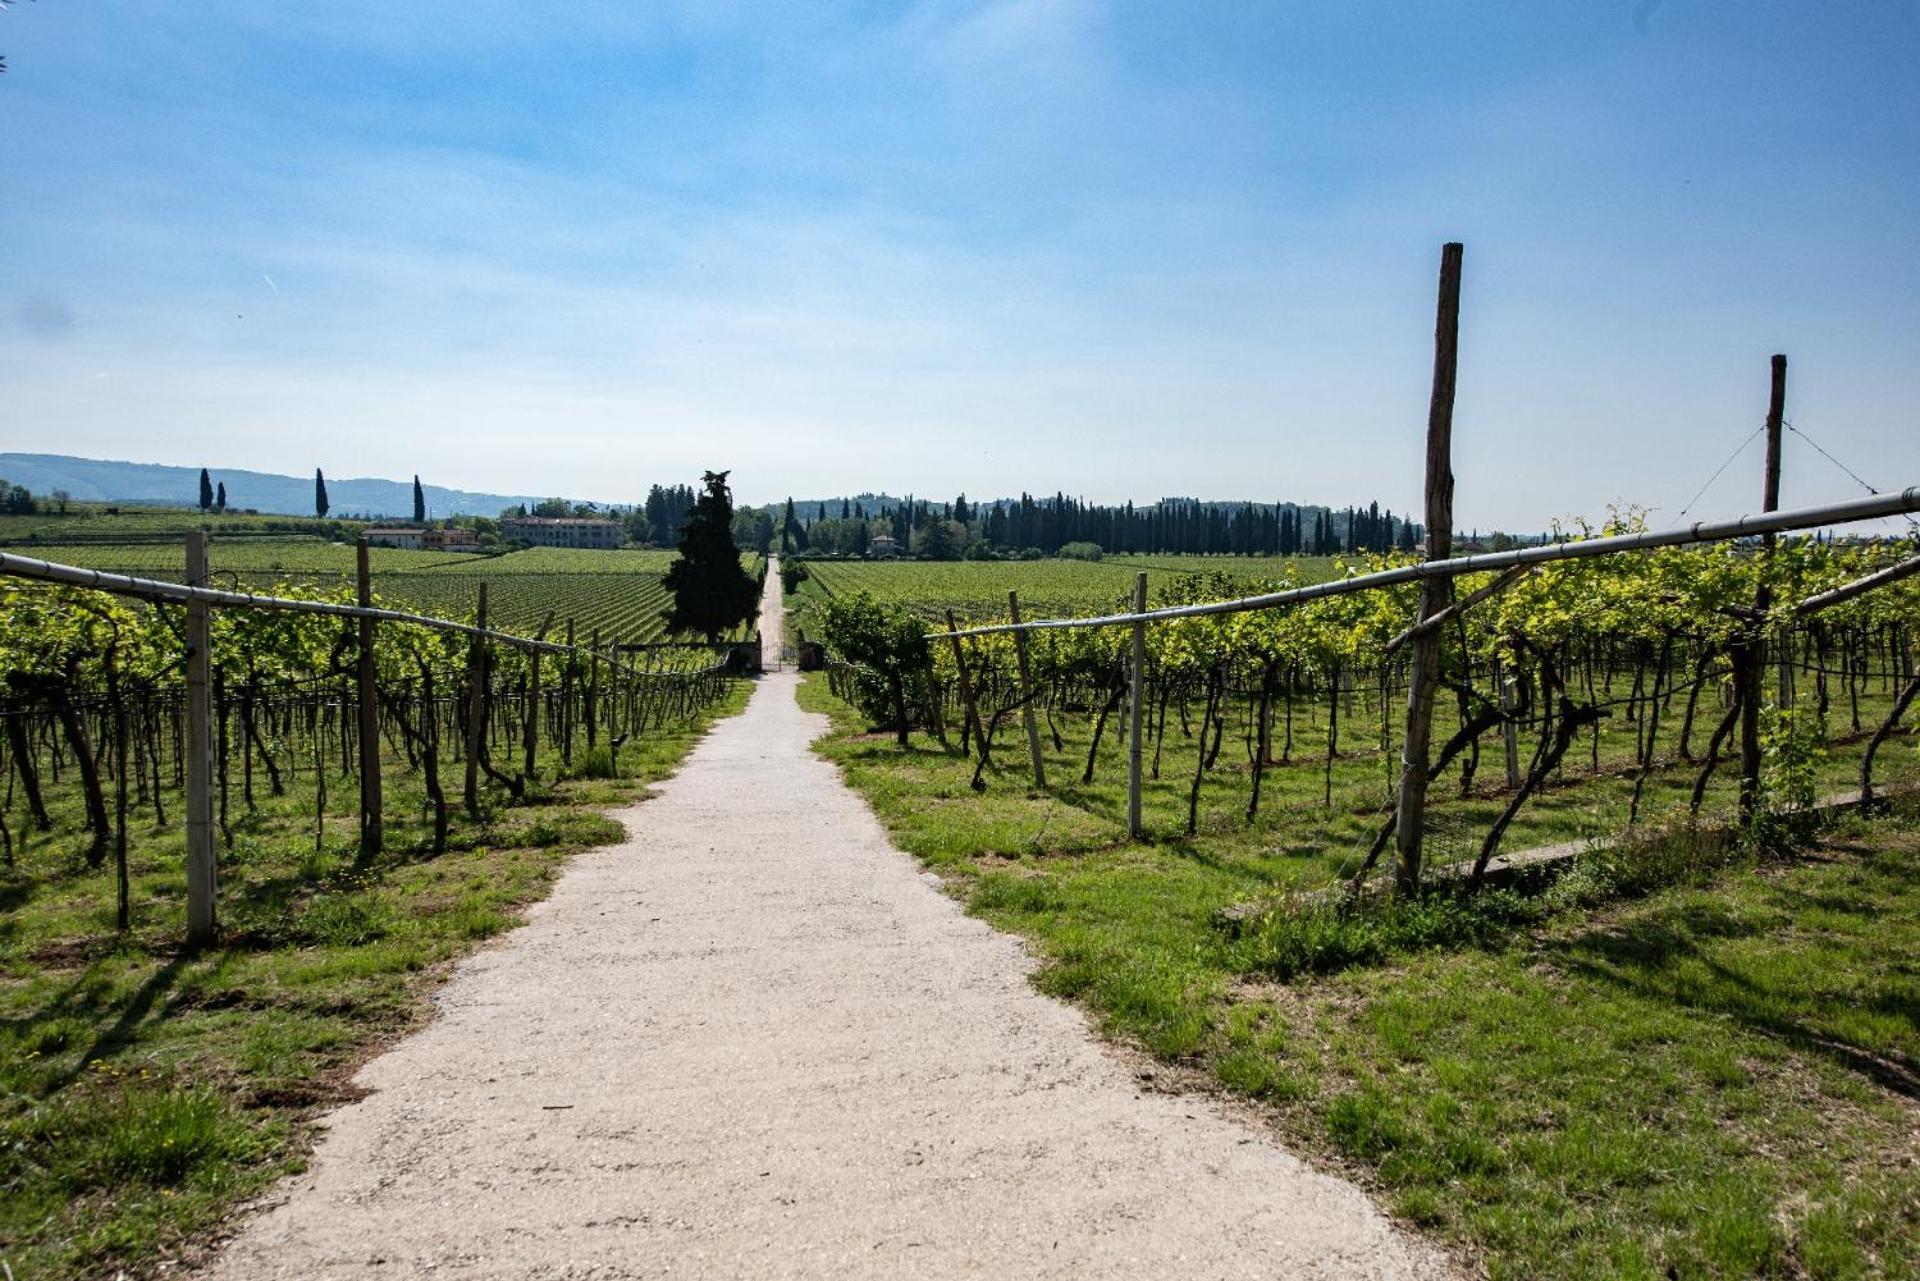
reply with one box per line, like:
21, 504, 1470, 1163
1127, 571, 1147, 840
184, 531, 217, 948
465, 583, 487, 816
1009, 590, 1046, 788
1393, 240, 1463, 895
1739, 354, 1787, 823
1493, 653, 1521, 790
356, 538, 383, 858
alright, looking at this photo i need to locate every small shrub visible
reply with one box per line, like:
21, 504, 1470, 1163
1058, 541, 1103, 561
1237, 886, 1542, 980
82, 1087, 259, 1187
298, 892, 395, 947
570, 746, 618, 779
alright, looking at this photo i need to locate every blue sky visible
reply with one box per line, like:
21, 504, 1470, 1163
3, 1, 1916, 529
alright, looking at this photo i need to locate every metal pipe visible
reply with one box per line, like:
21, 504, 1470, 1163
934, 487, 1920, 639
1794, 552, 1920, 617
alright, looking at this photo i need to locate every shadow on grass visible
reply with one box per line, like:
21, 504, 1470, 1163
1552, 910, 1920, 1101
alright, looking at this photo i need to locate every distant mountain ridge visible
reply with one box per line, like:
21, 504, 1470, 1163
0, 454, 571, 519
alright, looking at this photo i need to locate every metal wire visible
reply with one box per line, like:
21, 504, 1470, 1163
1677, 423, 1765, 518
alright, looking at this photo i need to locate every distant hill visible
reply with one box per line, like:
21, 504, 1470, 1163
0, 454, 571, 519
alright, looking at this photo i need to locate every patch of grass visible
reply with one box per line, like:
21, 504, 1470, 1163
0, 677, 749, 1280
801, 671, 1920, 1278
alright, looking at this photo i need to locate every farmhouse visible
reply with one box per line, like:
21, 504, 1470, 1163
500, 516, 624, 549
867, 534, 901, 558
421, 527, 483, 553
363, 527, 424, 550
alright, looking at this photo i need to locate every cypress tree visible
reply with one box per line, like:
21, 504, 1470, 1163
413, 474, 426, 522
198, 468, 214, 511
215, 481, 227, 512
315, 469, 329, 519
663, 471, 760, 642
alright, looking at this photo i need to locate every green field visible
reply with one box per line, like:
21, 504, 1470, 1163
792, 553, 1342, 632
16, 538, 764, 646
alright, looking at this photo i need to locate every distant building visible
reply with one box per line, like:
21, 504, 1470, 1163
500, 517, 624, 549
364, 527, 425, 550
867, 534, 901, 558
422, 527, 483, 553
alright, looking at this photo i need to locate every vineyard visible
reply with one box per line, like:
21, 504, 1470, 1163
24, 541, 764, 647
814, 518, 1920, 892
803, 521, 1920, 1276
793, 554, 1341, 633
0, 538, 757, 1274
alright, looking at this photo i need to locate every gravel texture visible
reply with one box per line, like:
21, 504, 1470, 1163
203, 571, 1446, 1280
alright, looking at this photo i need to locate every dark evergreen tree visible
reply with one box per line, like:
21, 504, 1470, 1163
663, 471, 760, 642
215, 481, 227, 512
314, 469, 329, 519
198, 468, 214, 511
413, 474, 427, 522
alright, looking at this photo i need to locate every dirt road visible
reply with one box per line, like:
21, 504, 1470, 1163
205, 572, 1444, 1280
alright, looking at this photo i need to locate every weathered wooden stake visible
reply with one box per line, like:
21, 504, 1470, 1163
1009, 590, 1046, 788
1738, 353, 1787, 822
561, 618, 576, 768
1392, 241, 1463, 894
356, 538, 383, 857
944, 609, 988, 762
524, 612, 554, 782
465, 583, 488, 816
1127, 571, 1148, 840
184, 531, 217, 947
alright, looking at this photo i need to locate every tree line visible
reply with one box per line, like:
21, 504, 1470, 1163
775, 492, 1423, 560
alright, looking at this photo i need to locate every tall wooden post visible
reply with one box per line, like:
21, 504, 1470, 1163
1127, 572, 1148, 840
1009, 590, 1046, 788
465, 583, 488, 816
1393, 241, 1463, 894
184, 531, 217, 948
356, 538, 382, 857
1739, 354, 1786, 822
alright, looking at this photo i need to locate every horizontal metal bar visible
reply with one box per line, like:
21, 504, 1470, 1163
937, 487, 1920, 639
1794, 551, 1920, 617
0, 551, 731, 682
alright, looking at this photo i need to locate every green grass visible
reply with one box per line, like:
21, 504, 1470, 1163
0, 679, 750, 1280
799, 672, 1920, 1278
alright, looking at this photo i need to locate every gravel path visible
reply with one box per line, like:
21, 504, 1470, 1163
204, 571, 1446, 1280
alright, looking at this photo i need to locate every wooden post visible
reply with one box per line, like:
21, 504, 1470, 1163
1739, 354, 1786, 822
184, 531, 217, 948
561, 618, 575, 769
465, 583, 487, 816
1392, 241, 1463, 895
944, 609, 988, 762
356, 538, 382, 857
524, 612, 554, 782
1127, 571, 1148, 840
1009, 590, 1046, 788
